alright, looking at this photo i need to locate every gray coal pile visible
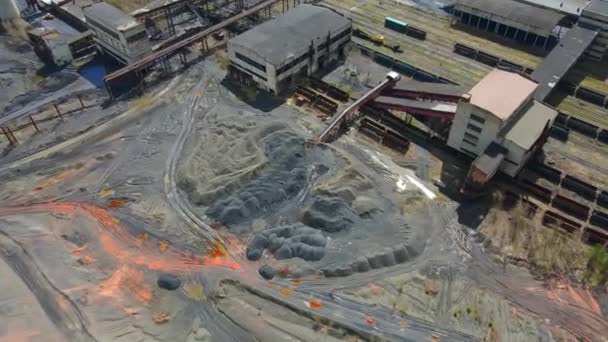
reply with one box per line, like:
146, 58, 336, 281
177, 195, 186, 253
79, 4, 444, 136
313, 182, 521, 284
246, 224, 327, 262
206, 132, 321, 227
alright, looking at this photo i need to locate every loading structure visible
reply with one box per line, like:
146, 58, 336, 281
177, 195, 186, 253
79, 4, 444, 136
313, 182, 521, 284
316, 77, 466, 143
316, 72, 401, 143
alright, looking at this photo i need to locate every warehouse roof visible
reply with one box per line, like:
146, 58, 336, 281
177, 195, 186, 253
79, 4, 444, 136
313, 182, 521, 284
585, 0, 608, 15
532, 26, 597, 101
467, 69, 538, 121
513, 0, 589, 16
392, 80, 467, 98
83, 2, 139, 31
374, 96, 458, 113
504, 100, 557, 149
456, 0, 565, 34
228, 4, 351, 66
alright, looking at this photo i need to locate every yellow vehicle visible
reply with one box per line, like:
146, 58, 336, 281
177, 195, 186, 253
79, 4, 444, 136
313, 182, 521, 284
353, 27, 384, 45
352, 27, 401, 52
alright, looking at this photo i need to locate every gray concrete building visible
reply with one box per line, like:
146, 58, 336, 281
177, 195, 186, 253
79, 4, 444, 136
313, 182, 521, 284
580, 0, 608, 60
227, 4, 352, 94
83, 2, 151, 64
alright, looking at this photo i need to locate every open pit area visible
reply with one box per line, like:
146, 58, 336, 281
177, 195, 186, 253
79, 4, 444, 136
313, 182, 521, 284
1, 0, 608, 341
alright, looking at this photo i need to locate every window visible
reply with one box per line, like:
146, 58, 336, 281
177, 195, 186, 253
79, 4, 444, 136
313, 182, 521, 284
231, 63, 267, 81
87, 18, 120, 40
470, 113, 486, 124
461, 148, 476, 157
464, 132, 478, 142
276, 52, 310, 75
467, 123, 482, 133
316, 28, 351, 52
329, 27, 352, 44
463, 138, 477, 146
236, 52, 266, 72
127, 31, 147, 43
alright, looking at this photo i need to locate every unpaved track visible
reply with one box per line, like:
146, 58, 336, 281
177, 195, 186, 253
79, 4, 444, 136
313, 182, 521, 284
0, 230, 97, 342
0, 75, 184, 172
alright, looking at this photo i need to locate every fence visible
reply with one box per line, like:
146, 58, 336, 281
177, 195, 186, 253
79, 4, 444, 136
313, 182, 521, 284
0, 93, 100, 146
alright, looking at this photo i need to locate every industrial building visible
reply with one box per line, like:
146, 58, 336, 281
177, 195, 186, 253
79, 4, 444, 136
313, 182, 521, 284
452, 0, 567, 49
579, 0, 608, 60
83, 2, 151, 64
227, 4, 352, 94
446, 69, 557, 185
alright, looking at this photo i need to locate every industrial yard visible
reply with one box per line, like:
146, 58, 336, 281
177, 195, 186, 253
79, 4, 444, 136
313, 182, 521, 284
1, 0, 608, 341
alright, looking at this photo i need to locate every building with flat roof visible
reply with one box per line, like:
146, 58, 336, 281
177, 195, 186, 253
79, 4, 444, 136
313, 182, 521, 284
227, 4, 352, 94
579, 0, 608, 60
83, 2, 151, 64
447, 69, 557, 185
452, 0, 566, 49
514, 0, 590, 16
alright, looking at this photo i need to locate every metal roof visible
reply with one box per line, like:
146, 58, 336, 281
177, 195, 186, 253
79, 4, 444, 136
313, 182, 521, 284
228, 4, 351, 66
82, 2, 138, 31
392, 79, 467, 98
473, 142, 508, 176
513, 0, 590, 16
504, 100, 557, 149
456, 0, 566, 34
585, 0, 608, 15
532, 25, 598, 101
374, 96, 457, 113
468, 69, 538, 121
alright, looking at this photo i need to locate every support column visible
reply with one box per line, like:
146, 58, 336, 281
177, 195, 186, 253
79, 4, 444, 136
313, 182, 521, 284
29, 116, 40, 133
514, 29, 520, 41
477, 16, 482, 29
533, 34, 539, 47
543, 36, 549, 50
465, 13, 471, 25
1, 126, 18, 145
524, 31, 529, 44
495, 22, 500, 33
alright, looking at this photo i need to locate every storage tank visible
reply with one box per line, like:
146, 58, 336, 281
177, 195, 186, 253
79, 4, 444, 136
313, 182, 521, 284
0, 0, 20, 20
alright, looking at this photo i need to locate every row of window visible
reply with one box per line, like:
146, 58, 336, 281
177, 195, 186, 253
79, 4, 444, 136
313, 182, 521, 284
126, 31, 147, 44
236, 52, 266, 72
87, 17, 120, 40
277, 52, 310, 75
318, 27, 352, 50
232, 62, 267, 81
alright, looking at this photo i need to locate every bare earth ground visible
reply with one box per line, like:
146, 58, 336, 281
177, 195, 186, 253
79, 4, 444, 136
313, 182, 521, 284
0, 29, 607, 342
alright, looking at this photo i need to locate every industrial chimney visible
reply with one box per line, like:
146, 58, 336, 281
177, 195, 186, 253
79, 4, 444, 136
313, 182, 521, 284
0, 0, 20, 21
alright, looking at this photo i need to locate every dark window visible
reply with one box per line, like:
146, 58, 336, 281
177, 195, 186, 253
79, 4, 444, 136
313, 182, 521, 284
87, 18, 120, 40
236, 52, 266, 72
329, 27, 352, 44
464, 132, 478, 142
316, 27, 351, 52
461, 148, 476, 157
127, 31, 147, 43
463, 138, 477, 146
277, 52, 310, 75
231, 63, 267, 81
470, 113, 486, 124
467, 123, 482, 133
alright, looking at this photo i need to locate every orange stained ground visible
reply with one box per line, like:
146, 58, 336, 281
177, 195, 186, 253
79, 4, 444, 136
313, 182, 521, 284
0, 202, 241, 272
